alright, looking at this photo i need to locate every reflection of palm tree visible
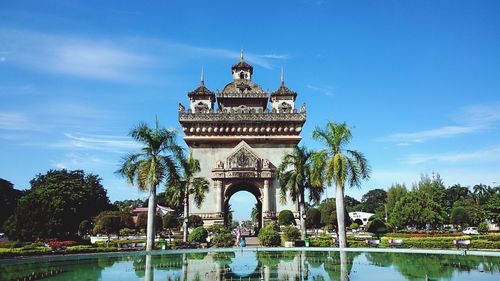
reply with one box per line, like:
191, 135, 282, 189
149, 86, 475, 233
312, 122, 370, 248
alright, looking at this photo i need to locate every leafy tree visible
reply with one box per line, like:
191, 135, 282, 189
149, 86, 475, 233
277, 145, 323, 239
390, 190, 443, 229
453, 197, 485, 226
473, 184, 490, 205
311, 121, 370, 247
187, 215, 204, 228
3, 170, 111, 241
278, 210, 296, 226
450, 206, 469, 229
444, 184, 470, 210
386, 183, 407, 216
136, 213, 148, 231
188, 227, 208, 243
306, 207, 321, 231
162, 214, 179, 230
319, 199, 352, 233
0, 178, 24, 231
361, 189, 387, 213
366, 218, 388, 238
209, 226, 235, 248
93, 214, 121, 243
345, 195, 363, 212
113, 199, 145, 212
251, 204, 260, 225
478, 222, 488, 234
95, 210, 135, 229
483, 193, 500, 224
282, 226, 301, 241
165, 151, 209, 242
258, 223, 281, 247
117, 119, 183, 251
79, 220, 92, 236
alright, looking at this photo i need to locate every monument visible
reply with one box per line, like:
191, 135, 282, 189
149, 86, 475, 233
178, 51, 306, 227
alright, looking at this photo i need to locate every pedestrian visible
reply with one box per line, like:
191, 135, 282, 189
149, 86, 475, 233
240, 237, 246, 248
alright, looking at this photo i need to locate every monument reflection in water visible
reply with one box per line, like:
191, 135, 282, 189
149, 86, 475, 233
1, 250, 499, 281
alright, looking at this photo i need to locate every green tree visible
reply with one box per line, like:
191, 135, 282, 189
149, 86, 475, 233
187, 215, 204, 228
344, 195, 363, 212
390, 190, 443, 229
93, 214, 121, 243
473, 184, 489, 204
483, 193, 500, 224
306, 207, 322, 232
444, 184, 471, 211
319, 199, 352, 234
165, 151, 209, 242
0, 178, 24, 231
361, 189, 387, 213
386, 183, 407, 216
278, 210, 296, 226
277, 145, 323, 239
188, 226, 208, 243
312, 121, 370, 247
450, 206, 469, 229
453, 197, 485, 226
366, 218, 388, 238
478, 222, 488, 234
3, 170, 111, 241
79, 220, 92, 236
113, 199, 146, 212
251, 203, 260, 225
117, 119, 182, 251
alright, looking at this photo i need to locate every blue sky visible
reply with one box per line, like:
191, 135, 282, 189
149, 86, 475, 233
1, 1, 499, 221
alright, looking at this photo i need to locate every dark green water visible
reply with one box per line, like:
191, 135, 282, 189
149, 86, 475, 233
1, 250, 499, 281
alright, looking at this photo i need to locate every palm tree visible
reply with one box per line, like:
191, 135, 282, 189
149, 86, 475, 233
117, 119, 182, 251
311, 121, 370, 248
473, 184, 488, 204
166, 151, 209, 242
277, 145, 323, 239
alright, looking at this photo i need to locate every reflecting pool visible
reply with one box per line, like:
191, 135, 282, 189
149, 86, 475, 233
1, 249, 499, 281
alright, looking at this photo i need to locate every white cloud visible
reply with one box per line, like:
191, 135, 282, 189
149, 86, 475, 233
52, 152, 113, 170
380, 103, 500, 145
0, 29, 151, 82
306, 84, 334, 96
0, 28, 289, 80
50, 133, 141, 153
0, 112, 38, 131
382, 125, 481, 144
403, 145, 500, 165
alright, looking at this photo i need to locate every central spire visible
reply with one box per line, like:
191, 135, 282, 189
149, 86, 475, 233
200, 68, 205, 86
240, 49, 244, 62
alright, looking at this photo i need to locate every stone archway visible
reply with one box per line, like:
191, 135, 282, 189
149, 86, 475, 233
212, 141, 277, 227
223, 181, 263, 230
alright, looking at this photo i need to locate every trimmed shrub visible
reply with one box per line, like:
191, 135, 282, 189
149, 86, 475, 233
349, 223, 360, 230
209, 226, 235, 248
282, 226, 301, 241
119, 228, 136, 236
189, 227, 208, 243
478, 222, 488, 234
367, 218, 388, 238
188, 215, 204, 228
278, 210, 296, 226
258, 224, 281, 247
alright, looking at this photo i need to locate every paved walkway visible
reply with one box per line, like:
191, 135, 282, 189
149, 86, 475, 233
245, 236, 260, 248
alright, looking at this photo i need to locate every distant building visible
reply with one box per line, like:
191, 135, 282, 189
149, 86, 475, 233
131, 205, 173, 224
349, 211, 375, 227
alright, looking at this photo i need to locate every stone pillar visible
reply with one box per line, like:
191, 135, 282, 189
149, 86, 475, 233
262, 179, 269, 226
215, 180, 222, 213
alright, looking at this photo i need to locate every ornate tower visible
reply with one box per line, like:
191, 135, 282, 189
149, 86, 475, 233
179, 53, 306, 226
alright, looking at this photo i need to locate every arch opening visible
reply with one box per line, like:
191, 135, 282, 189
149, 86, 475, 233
224, 182, 262, 234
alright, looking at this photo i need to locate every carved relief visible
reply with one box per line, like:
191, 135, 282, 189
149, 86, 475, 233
228, 148, 258, 169
194, 102, 209, 113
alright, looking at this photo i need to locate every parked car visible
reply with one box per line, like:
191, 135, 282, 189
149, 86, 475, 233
463, 227, 479, 235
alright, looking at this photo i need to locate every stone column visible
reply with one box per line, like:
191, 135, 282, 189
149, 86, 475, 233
262, 179, 269, 225
215, 180, 222, 213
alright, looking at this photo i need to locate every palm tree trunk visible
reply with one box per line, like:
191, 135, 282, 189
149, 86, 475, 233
336, 183, 347, 248
146, 185, 157, 251
299, 192, 306, 240
183, 186, 189, 242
